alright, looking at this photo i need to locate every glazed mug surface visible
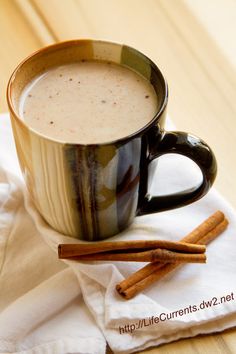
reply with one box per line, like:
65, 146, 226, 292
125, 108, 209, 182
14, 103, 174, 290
7, 40, 217, 240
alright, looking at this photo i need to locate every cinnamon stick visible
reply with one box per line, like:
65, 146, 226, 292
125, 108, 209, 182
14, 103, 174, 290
68, 248, 206, 263
58, 239, 205, 258
116, 211, 228, 299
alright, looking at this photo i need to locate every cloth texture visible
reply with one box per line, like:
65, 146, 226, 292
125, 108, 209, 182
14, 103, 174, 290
0, 113, 236, 354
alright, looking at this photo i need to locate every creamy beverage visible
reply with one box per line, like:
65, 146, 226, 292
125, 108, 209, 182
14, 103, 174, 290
19, 61, 158, 144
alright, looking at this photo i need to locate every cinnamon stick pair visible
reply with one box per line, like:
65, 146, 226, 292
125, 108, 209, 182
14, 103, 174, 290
58, 210, 228, 300
116, 211, 228, 299
58, 239, 206, 264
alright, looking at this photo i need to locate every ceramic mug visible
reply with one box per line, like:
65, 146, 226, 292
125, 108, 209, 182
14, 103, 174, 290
7, 40, 217, 241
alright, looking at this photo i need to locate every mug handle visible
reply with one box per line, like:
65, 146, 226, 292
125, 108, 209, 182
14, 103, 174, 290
137, 130, 217, 216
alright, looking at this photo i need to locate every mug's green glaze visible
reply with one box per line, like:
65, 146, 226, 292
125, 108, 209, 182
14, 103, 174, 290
7, 40, 217, 240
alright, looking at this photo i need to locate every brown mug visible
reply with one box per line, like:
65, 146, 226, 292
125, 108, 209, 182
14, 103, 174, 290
7, 39, 217, 241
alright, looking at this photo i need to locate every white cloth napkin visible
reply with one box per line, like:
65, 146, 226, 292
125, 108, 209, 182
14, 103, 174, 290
1, 113, 236, 354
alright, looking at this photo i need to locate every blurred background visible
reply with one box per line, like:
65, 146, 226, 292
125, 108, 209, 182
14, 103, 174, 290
1, 0, 236, 207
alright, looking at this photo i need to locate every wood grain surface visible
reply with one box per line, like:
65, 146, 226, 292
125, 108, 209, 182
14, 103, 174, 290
1, 0, 236, 353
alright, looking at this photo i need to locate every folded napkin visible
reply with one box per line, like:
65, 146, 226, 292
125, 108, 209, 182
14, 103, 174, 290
1, 113, 236, 354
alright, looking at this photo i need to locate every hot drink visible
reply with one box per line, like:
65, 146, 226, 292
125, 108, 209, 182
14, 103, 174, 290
19, 61, 158, 144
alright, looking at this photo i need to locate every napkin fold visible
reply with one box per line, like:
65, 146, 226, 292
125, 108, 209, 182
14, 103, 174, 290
1, 113, 236, 354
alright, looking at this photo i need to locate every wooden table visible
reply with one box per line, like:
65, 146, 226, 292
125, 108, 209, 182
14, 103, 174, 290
1, 1, 236, 353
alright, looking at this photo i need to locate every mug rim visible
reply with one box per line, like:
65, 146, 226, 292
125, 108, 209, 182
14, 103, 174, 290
7, 39, 168, 147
